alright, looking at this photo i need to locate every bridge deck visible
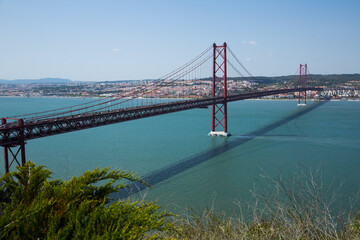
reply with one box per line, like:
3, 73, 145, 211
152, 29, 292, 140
0, 88, 322, 146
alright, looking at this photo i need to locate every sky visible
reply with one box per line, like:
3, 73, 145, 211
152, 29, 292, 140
0, 0, 359, 81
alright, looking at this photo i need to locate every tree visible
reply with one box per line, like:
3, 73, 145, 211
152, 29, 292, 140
0, 162, 175, 239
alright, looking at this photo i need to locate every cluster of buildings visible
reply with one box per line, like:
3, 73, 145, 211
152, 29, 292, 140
0, 79, 256, 98
0, 79, 359, 100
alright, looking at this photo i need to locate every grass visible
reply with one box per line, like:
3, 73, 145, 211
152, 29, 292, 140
163, 167, 360, 239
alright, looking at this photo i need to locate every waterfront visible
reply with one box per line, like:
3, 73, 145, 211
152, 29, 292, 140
1, 97, 360, 214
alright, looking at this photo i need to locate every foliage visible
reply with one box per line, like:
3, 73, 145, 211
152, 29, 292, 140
3, 162, 360, 239
0, 161, 175, 240
257, 74, 360, 88
222, 74, 360, 88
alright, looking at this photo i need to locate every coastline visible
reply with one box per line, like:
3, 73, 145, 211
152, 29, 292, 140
1, 95, 359, 102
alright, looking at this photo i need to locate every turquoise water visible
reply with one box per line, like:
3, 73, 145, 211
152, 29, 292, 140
1, 97, 360, 214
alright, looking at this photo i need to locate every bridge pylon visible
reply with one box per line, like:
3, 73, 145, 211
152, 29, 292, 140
209, 42, 230, 137
2, 118, 26, 174
297, 64, 308, 106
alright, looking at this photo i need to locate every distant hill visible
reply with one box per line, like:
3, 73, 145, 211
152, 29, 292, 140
98, 79, 156, 84
0, 78, 72, 84
1, 74, 359, 87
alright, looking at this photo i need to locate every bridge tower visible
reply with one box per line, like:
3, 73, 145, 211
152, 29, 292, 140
209, 42, 230, 137
2, 118, 26, 174
297, 64, 308, 106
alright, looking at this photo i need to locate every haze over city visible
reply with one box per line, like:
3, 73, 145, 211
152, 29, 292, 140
0, 0, 359, 81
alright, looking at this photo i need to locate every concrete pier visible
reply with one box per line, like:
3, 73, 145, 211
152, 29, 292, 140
208, 131, 231, 137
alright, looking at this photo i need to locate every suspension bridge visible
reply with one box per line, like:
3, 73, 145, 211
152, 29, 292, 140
0, 42, 322, 173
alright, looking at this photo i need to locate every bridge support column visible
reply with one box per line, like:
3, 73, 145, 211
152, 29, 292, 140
2, 118, 26, 174
209, 42, 230, 137
298, 64, 308, 106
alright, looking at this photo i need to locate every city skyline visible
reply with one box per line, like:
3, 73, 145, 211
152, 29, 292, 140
0, 0, 359, 81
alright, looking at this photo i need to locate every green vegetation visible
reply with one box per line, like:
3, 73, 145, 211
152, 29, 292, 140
2, 162, 360, 239
201, 73, 360, 89
236, 74, 360, 88
0, 162, 175, 239
176, 170, 360, 239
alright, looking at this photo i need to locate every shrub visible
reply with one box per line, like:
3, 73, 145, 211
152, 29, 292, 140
0, 161, 175, 240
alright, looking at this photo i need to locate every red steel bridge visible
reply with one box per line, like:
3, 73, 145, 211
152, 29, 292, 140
0, 43, 322, 173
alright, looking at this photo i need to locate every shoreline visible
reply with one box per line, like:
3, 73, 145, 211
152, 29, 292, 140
0, 96, 359, 102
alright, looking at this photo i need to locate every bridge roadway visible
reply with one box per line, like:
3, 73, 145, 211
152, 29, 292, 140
0, 87, 321, 147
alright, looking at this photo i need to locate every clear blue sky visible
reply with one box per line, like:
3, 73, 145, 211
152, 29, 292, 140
0, 0, 359, 81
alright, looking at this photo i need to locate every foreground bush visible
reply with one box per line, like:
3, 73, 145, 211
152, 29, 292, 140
0, 162, 175, 239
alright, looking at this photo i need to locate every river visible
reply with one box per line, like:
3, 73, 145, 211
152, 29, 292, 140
1, 97, 360, 215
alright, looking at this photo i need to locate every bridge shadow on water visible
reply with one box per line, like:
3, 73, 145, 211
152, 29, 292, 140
112, 101, 327, 200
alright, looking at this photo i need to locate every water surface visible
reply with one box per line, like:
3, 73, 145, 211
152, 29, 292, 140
1, 97, 359, 214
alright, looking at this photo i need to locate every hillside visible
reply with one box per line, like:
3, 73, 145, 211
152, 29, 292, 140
0, 78, 72, 85
233, 74, 360, 88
